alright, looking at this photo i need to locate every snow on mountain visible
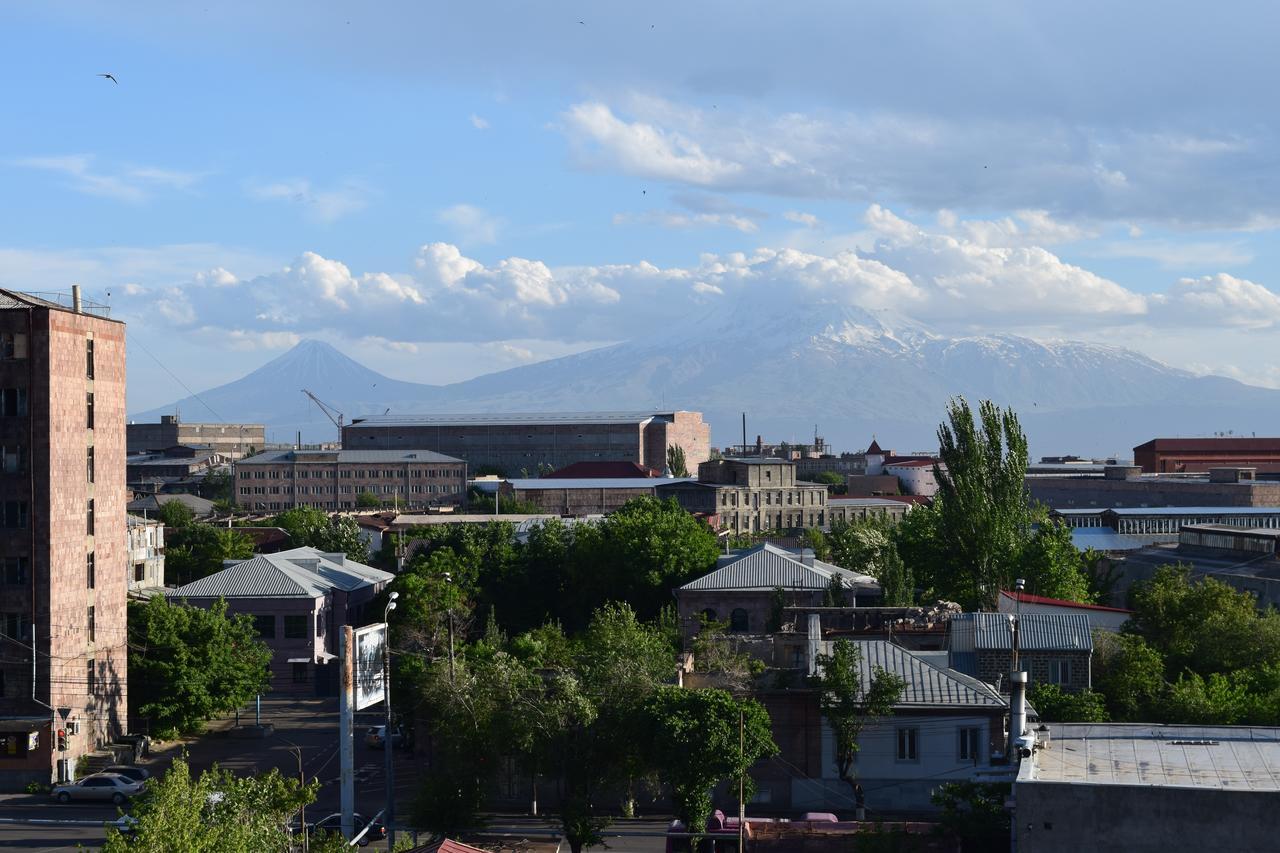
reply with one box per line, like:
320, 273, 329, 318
133, 313, 1280, 455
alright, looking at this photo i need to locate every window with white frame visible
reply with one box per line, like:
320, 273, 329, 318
1050, 659, 1072, 685
958, 726, 981, 762
896, 727, 918, 761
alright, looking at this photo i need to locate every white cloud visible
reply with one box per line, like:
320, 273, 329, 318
436, 204, 503, 245
9, 155, 204, 202
1094, 239, 1253, 269
218, 329, 302, 351
937, 209, 1097, 247
562, 102, 740, 185
783, 211, 820, 228
247, 178, 370, 223
469, 113, 490, 130
612, 210, 759, 233
1152, 274, 1280, 329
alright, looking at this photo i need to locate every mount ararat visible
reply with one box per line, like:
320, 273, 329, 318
134, 306, 1280, 456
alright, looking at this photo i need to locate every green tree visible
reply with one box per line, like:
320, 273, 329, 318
201, 469, 235, 504
157, 499, 196, 529
165, 524, 255, 586
640, 686, 777, 836
801, 527, 831, 560
1017, 519, 1092, 604
811, 471, 846, 492
103, 757, 317, 853
355, 491, 381, 508
813, 639, 905, 795
128, 597, 272, 736
828, 518, 915, 606
931, 781, 1011, 850
270, 506, 368, 563
1092, 632, 1166, 721
666, 444, 690, 478
1028, 683, 1109, 722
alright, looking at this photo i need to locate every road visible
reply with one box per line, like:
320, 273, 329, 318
0, 698, 668, 851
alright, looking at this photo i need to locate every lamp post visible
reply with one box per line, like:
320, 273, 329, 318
383, 592, 399, 850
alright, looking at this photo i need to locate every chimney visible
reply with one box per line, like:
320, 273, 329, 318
1009, 670, 1028, 758
71, 284, 82, 313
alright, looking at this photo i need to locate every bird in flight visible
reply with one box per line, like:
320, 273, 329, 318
98, 73, 118, 84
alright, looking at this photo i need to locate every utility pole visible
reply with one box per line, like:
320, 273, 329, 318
738, 708, 745, 853
339, 626, 355, 841
383, 595, 399, 850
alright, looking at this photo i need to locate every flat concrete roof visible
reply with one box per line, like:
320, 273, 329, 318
1024, 724, 1280, 791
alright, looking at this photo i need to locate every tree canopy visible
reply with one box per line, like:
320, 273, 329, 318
268, 506, 368, 563
814, 639, 905, 792
163, 510, 255, 586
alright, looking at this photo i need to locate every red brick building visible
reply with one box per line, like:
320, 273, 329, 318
1133, 437, 1280, 473
0, 289, 127, 789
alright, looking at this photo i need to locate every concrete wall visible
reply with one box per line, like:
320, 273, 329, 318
509, 483, 659, 515
1015, 781, 1278, 853
127, 419, 264, 459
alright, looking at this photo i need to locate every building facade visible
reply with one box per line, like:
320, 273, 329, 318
1134, 436, 1280, 473
0, 289, 127, 789
1027, 464, 1280, 509
660, 458, 829, 534
826, 497, 909, 527
127, 415, 264, 461
948, 612, 1093, 694
341, 410, 710, 476
235, 449, 467, 512
126, 516, 165, 593
503, 476, 691, 515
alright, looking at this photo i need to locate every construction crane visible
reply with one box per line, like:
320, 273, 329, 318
301, 389, 345, 431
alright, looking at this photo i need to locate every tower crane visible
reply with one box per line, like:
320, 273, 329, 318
301, 389, 345, 432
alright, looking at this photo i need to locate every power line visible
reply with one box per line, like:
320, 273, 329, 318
126, 330, 224, 422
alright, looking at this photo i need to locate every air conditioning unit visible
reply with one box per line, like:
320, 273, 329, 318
66, 720, 80, 735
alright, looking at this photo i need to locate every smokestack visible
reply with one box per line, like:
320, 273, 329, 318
71, 284, 82, 313
1009, 671, 1028, 758
741, 412, 747, 457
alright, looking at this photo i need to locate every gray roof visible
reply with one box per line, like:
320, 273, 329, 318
168, 546, 392, 600
950, 612, 1094, 653
240, 449, 463, 464
510, 477, 693, 490
1024, 723, 1280, 790
828, 498, 910, 507
1070, 527, 1175, 552
126, 493, 216, 516
680, 543, 878, 591
348, 411, 686, 427
1108, 506, 1280, 516
818, 640, 1006, 709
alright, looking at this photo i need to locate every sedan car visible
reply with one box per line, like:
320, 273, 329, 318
52, 773, 145, 804
306, 812, 385, 847
103, 765, 152, 784
363, 724, 404, 749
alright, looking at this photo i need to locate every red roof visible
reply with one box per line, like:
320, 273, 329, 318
1135, 437, 1280, 452
866, 439, 884, 454
405, 840, 489, 853
1000, 589, 1133, 614
543, 461, 662, 479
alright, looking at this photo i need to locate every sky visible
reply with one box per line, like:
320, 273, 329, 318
5, 1, 1280, 412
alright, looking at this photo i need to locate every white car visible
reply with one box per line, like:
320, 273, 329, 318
52, 772, 145, 804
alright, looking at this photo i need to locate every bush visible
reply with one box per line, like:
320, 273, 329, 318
1028, 683, 1109, 722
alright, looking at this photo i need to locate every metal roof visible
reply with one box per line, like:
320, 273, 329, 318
240, 449, 463, 464
817, 640, 1006, 709
949, 612, 1094, 652
1108, 506, 1280, 516
347, 411, 684, 427
1025, 723, 1280, 790
680, 543, 877, 591
827, 498, 910, 507
168, 547, 392, 599
1070, 527, 1174, 552
509, 477, 693, 490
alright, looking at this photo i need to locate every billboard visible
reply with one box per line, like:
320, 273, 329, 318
353, 623, 387, 710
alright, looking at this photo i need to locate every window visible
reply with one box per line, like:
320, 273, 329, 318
86, 392, 94, 429
0, 444, 24, 474
86, 499, 94, 535
254, 614, 276, 639
86, 552, 95, 589
896, 727, 918, 761
1, 612, 32, 639
0, 501, 27, 529
701, 608, 718, 623
87, 606, 95, 642
134, 562, 145, 583
283, 615, 307, 639
0, 388, 27, 417
292, 663, 308, 683
730, 608, 749, 632
958, 727, 981, 762
1, 557, 27, 585
87, 659, 96, 696
86, 446, 94, 483
0, 332, 28, 359
1050, 659, 1072, 685
86, 339, 95, 379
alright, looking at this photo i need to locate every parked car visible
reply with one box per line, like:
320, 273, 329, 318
103, 765, 152, 784
52, 773, 145, 804
307, 812, 385, 847
363, 724, 404, 749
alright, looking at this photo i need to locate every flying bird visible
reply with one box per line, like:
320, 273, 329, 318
98, 73, 118, 84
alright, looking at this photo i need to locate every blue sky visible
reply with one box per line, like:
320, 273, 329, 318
5, 1, 1280, 410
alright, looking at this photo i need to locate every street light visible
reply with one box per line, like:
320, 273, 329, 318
383, 592, 398, 850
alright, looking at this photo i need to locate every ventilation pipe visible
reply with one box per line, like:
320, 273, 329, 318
1009, 671, 1028, 758
807, 613, 822, 676
72, 284, 82, 313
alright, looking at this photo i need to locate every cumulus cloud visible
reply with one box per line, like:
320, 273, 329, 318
1094, 239, 1253, 269
246, 178, 370, 223
1152, 274, 1280, 329
936, 209, 1096, 247
562, 102, 740, 185
436, 204, 503, 245
10, 154, 204, 202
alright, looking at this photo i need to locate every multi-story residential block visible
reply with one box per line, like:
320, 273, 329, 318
341, 410, 710, 476
127, 415, 264, 460
235, 449, 467, 512
126, 515, 165, 593
0, 288, 127, 790
658, 458, 828, 534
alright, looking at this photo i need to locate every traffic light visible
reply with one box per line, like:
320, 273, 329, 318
56, 729, 67, 751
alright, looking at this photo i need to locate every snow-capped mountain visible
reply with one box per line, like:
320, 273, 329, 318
134, 309, 1280, 456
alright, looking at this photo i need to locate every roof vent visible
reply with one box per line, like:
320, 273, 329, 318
1169, 739, 1220, 746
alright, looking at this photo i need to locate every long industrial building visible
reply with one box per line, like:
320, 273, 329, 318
341, 410, 710, 476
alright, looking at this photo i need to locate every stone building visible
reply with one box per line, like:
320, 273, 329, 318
234, 448, 467, 512
127, 415, 264, 461
948, 612, 1093, 694
826, 497, 909, 527
126, 515, 165, 594
659, 458, 829, 534
502, 476, 692, 515
341, 410, 710, 476
0, 288, 127, 790
1027, 464, 1280, 509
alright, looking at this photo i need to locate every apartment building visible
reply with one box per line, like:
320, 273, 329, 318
234, 448, 467, 511
658, 458, 829, 534
0, 288, 127, 790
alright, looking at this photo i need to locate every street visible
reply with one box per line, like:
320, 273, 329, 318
0, 698, 667, 851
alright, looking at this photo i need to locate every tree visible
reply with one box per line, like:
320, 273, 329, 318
355, 491, 381, 508
931, 781, 1011, 850
270, 506, 368, 563
641, 686, 777, 837
666, 444, 690, 478
165, 524, 255, 586
1016, 519, 1092, 604
201, 469, 235, 504
810, 471, 847, 494
1028, 683, 1109, 722
814, 639, 905, 795
828, 518, 915, 606
1092, 632, 1166, 721
103, 757, 318, 853
129, 597, 272, 736
158, 499, 196, 529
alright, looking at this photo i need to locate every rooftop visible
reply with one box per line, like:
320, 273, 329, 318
240, 449, 464, 464
0, 288, 117, 321
1136, 437, 1280, 452
347, 411, 689, 427
510, 477, 693, 490
818, 640, 1006, 709
999, 589, 1133, 615
828, 497, 912, 507
1024, 724, 1280, 790
168, 547, 392, 599
543, 461, 663, 479
950, 612, 1094, 652
681, 543, 877, 592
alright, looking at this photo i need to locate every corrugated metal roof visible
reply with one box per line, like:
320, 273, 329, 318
240, 449, 463, 464
817, 640, 1006, 709
1108, 506, 1280, 516
510, 477, 693, 490
827, 498, 909, 507
680, 543, 877, 591
949, 612, 1093, 653
168, 547, 393, 600
348, 411, 682, 427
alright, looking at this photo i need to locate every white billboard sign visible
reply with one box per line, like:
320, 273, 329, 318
354, 623, 387, 710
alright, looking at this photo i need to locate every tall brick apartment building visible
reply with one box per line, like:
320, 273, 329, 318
0, 289, 127, 789
341, 411, 711, 476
